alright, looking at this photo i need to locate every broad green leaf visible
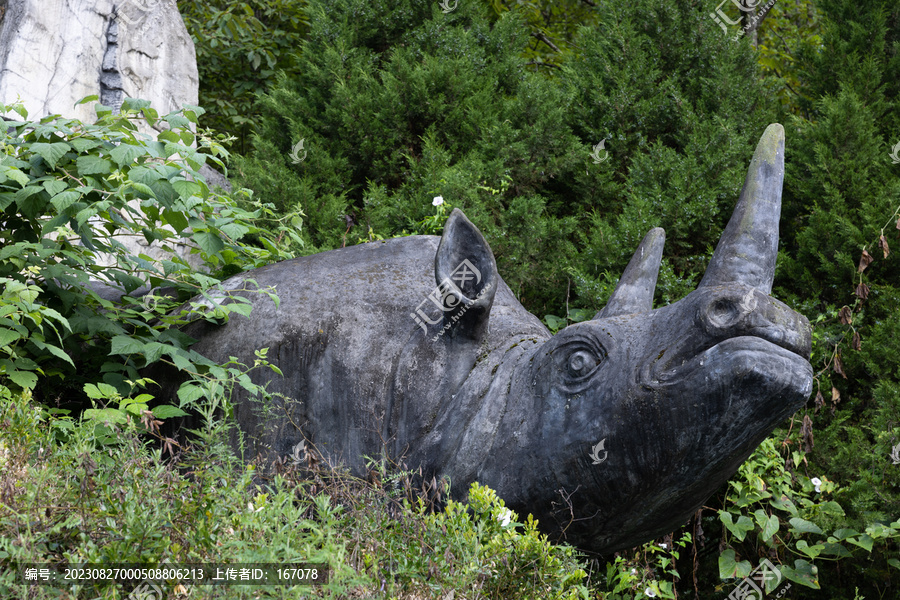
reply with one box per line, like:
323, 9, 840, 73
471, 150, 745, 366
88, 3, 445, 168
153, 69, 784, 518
123, 402, 149, 416
177, 383, 206, 405
820, 501, 845, 517
544, 314, 566, 332
761, 513, 779, 542
39, 307, 72, 332
0, 192, 15, 210
42, 180, 67, 196
225, 302, 252, 318
831, 528, 859, 541
121, 98, 152, 112
109, 334, 146, 355
779, 560, 819, 589
717, 549, 751, 580
75, 154, 112, 176
129, 181, 156, 197
8, 370, 38, 389
820, 542, 852, 558
193, 230, 225, 255
165, 114, 192, 129
720, 511, 755, 542
110, 143, 145, 167
14, 185, 43, 204
796, 540, 822, 559
39, 342, 74, 367
30, 142, 70, 169
139, 341, 167, 364
83, 408, 127, 424
568, 308, 594, 322
866, 522, 897, 538
172, 178, 200, 200
50, 190, 81, 212
718, 549, 737, 578
179, 130, 195, 146
162, 208, 189, 233
847, 534, 873, 552
157, 129, 181, 144
0, 328, 22, 347
888, 558, 900, 570
789, 517, 823, 536
1, 166, 29, 187
68, 138, 102, 153
84, 382, 118, 399
74, 206, 97, 227
220, 222, 249, 240
151, 404, 190, 419
170, 351, 194, 372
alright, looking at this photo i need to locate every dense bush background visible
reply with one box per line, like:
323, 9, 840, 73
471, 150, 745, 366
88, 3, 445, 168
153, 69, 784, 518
2, 0, 899, 597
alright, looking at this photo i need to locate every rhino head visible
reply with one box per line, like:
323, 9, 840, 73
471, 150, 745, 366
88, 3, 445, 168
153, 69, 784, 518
401, 123, 812, 552
178, 124, 812, 555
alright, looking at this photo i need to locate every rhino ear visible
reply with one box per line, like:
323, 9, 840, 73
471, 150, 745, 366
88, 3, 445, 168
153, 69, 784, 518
434, 209, 498, 341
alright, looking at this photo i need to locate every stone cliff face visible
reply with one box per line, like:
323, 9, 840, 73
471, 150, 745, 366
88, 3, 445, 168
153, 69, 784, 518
0, 0, 205, 272
0, 0, 198, 123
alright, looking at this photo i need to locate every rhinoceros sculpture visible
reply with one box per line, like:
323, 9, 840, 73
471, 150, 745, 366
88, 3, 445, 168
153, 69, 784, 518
178, 124, 812, 554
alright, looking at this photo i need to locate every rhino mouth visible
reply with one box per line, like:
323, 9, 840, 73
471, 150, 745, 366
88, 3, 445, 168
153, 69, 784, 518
655, 335, 813, 398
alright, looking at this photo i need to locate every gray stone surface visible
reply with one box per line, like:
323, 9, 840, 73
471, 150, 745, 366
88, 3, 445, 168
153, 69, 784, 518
0, 0, 197, 126
173, 124, 813, 554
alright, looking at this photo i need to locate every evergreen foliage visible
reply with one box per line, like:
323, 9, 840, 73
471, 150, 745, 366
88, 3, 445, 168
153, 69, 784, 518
178, 0, 310, 153
234, 0, 778, 318
769, 1, 900, 591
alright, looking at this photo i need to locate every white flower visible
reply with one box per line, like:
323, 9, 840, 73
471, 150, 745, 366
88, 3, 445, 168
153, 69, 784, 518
811, 477, 822, 493
645, 587, 658, 598
432, 195, 444, 206
495, 507, 514, 527
660, 543, 667, 550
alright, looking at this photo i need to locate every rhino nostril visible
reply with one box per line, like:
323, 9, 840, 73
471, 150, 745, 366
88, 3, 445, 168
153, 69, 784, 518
707, 299, 740, 328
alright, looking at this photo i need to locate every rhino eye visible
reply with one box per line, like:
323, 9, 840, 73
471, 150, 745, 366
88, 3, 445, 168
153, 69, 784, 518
552, 340, 606, 389
568, 350, 599, 378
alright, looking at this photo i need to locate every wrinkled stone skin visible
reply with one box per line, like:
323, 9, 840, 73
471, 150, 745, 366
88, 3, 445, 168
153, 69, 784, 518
176, 125, 813, 554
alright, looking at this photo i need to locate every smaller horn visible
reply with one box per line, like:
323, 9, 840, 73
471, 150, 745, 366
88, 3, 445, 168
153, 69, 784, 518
595, 228, 665, 319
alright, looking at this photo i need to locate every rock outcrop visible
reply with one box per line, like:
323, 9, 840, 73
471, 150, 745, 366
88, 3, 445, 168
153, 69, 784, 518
0, 0, 198, 123
0, 0, 216, 271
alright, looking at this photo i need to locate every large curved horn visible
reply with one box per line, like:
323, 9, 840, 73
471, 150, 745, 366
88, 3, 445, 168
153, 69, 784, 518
595, 227, 665, 319
699, 124, 785, 293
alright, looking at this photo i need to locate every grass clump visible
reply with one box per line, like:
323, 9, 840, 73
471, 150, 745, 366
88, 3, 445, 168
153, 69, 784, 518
0, 387, 596, 599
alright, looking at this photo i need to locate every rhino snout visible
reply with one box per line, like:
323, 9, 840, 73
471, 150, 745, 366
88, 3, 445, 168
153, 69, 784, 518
697, 286, 811, 360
